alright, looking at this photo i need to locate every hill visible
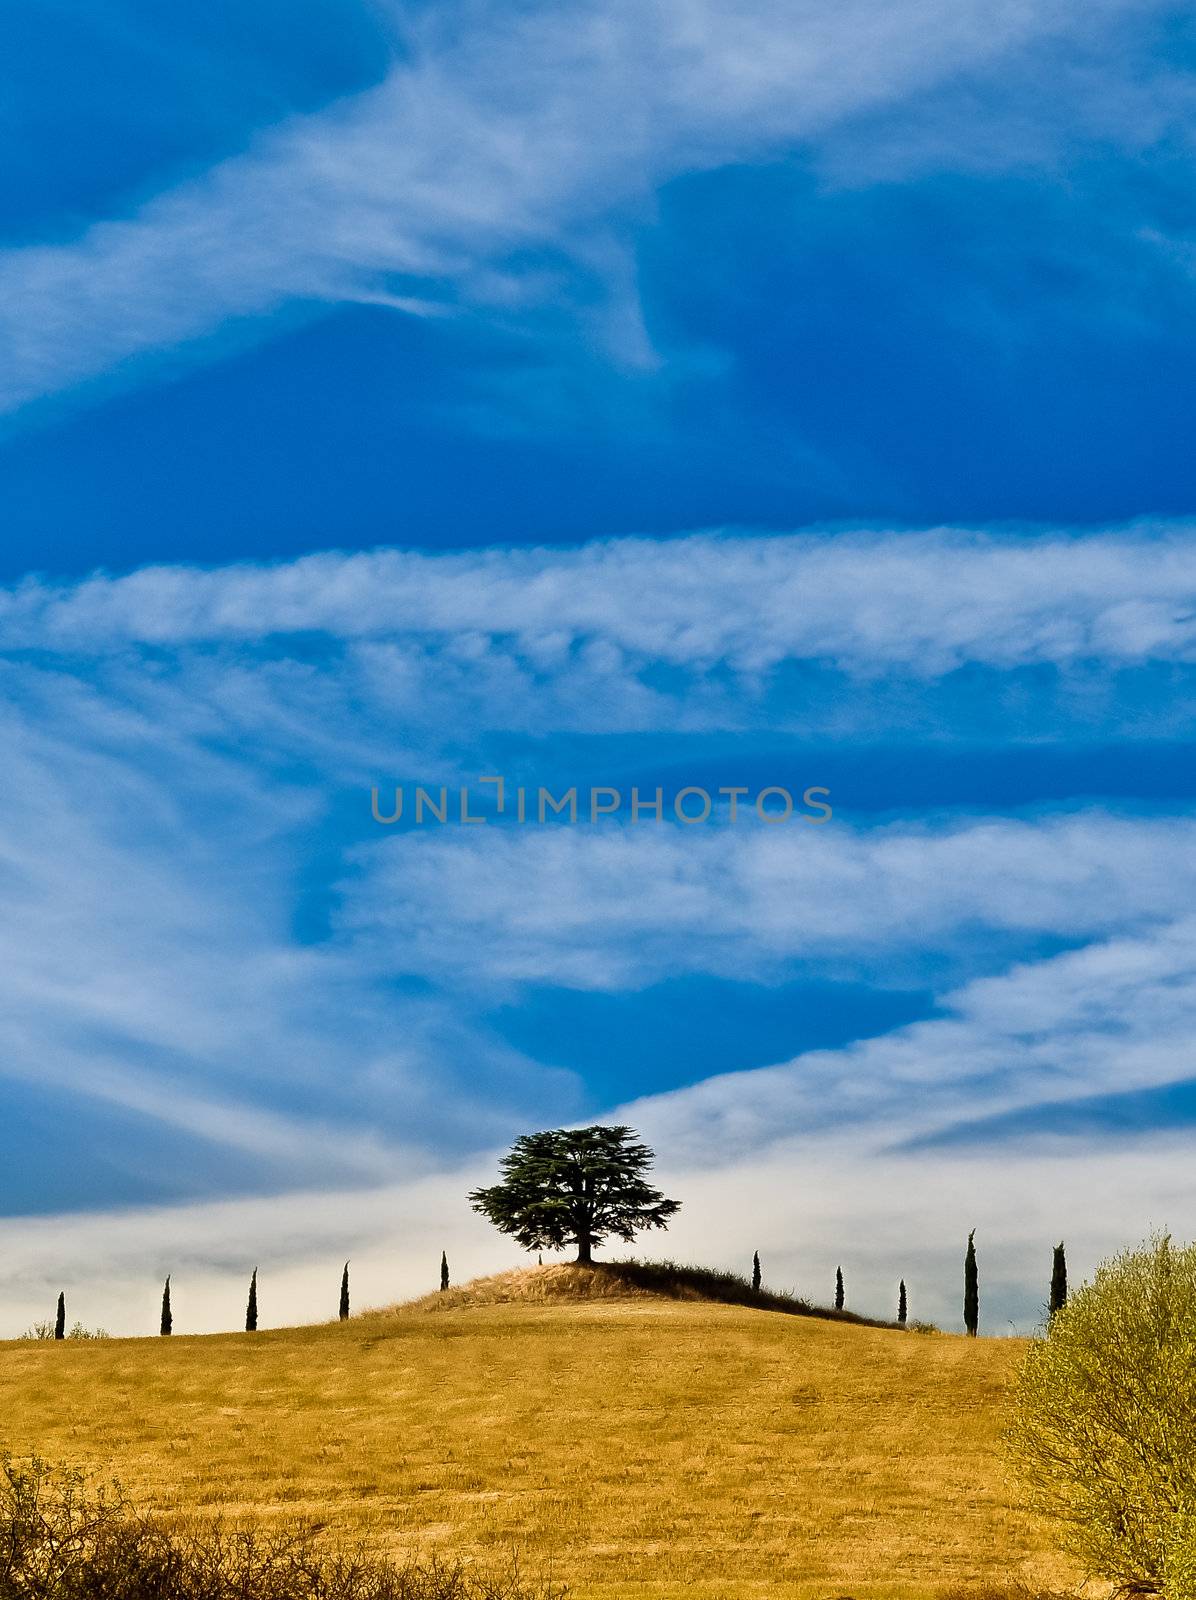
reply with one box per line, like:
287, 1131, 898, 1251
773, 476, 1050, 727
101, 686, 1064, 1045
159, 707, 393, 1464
0, 1264, 1071, 1599
400, 1258, 903, 1326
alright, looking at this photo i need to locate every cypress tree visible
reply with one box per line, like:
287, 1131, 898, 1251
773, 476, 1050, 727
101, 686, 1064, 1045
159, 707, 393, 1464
161, 1276, 173, 1336
440, 1251, 449, 1292
835, 1266, 844, 1312
339, 1262, 350, 1322
752, 1250, 761, 1294
54, 1292, 66, 1341
964, 1230, 979, 1336
1049, 1241, 1068, 1317
898, 1278, 907, 1326
246, 1268, 258, 1333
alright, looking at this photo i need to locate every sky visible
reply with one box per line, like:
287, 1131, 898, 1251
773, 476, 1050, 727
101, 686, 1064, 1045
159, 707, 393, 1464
2, 0, 1196, 1337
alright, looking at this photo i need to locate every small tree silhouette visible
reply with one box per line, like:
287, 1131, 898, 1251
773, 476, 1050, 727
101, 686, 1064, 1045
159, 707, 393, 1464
339, 1262, 350, 1322
898, 1278, 907, 1326
245, 1269, 258, 1333
440, 1251, 449, 1292
964, 1231, 979, 1336
54, 1293, 65, 1341
1049, 1241, 1068, 1318
835, 1266, 845, 1312
160, 1276, 173, 1336
751, 1251, 761, 1293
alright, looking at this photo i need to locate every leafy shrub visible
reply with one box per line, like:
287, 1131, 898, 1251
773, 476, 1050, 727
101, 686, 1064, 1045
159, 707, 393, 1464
19, 1321, 108, 1341
0, 1459, 561, 1600
1006, 1234, 1196, 1598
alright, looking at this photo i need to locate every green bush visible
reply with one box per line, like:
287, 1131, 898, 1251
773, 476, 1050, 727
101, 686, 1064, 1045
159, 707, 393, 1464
0, 1459, 561, 1600
1006, 1234, 1196, 1598
19, 1321, 108, 1341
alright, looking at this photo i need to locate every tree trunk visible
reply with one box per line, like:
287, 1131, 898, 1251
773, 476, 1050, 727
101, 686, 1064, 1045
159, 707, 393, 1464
575, 1235, 593, 1265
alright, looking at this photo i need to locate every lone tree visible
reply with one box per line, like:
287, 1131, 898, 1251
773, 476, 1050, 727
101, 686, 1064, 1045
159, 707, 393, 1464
469, 1125, 680, 1265
835, 1266, 845, 1312
1049, 1241, 1068, 1318
245, 1268, 258, 1333
160, 1276, 173, 1336
440, 1251, 450, 1292
898, 1278, 907, 1326
54, 1293, 66, 1341
964, 1230, 979, 1337
752, 1251, 761, 1294
339, 1262, 350, 1322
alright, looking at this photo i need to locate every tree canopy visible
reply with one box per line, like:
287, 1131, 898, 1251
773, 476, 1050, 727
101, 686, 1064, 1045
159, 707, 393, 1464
468, 1125, 680, 1264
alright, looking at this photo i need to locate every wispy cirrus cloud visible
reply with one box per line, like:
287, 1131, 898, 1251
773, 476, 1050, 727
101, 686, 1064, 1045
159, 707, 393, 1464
0, 0, 1185, 415
624, 916, 1196, 1159
4, 525, 1196, 672
342, 812, 1196, 990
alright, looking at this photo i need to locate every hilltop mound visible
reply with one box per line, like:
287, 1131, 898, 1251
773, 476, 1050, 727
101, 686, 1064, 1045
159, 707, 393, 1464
396, 1257, 902, 1327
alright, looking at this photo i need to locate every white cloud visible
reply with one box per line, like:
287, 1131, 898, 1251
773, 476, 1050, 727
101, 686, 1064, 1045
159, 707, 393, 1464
0, 529, 1191, 1172
0, 0, 1180, 412
0, 652, 579, 1191
622, 916, 1196, 1160
343, 811, 1196, 988
3, 526, 1196, 678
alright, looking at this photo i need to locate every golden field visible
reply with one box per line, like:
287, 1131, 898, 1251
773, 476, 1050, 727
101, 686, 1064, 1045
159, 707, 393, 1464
0, 1266, 1072, 1599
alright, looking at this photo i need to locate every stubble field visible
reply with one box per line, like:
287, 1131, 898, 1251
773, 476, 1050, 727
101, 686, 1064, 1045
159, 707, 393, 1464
0, 1267, 1072, 1599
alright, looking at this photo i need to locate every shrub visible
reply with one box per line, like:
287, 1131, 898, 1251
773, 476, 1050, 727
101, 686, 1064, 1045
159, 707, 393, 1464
1006, 1233, 1196, 1598
0, 1458, 561, 1600
19, 1321, 108, 1341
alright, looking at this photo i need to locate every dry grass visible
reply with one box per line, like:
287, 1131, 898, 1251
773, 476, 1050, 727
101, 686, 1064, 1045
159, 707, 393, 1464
402, 1260, 898, 1325
0, 1266, 1075, 1600
400, 1262, 661, 1312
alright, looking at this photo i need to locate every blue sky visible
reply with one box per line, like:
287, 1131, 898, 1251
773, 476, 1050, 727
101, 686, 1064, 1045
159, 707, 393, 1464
2, 0, 1196, 1334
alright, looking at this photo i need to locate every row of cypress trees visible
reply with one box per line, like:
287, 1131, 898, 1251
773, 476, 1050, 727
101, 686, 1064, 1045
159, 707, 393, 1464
44, 1239, 1071, 1338
749, 1235, 1069, 1334
49, 1253, 455, 1339
157, 1268, 261, 1335
964, 1233, 1069, 1336
752, 1249, 912, 1325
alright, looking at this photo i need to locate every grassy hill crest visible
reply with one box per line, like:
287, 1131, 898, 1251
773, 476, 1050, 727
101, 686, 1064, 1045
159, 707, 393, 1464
394, 1257, 907, 1328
